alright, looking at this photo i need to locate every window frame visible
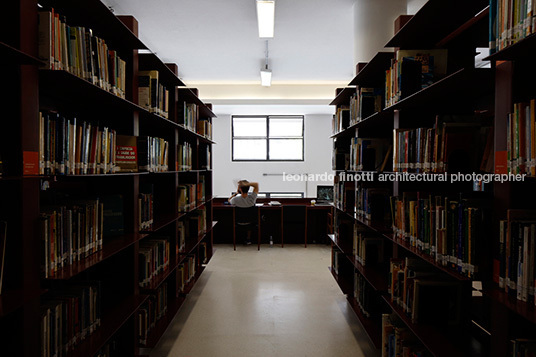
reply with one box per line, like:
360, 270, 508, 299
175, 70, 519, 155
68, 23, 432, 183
231, 115, 305, 162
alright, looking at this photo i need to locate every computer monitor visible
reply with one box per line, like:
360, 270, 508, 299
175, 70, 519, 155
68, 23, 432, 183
316, 185, 334, 203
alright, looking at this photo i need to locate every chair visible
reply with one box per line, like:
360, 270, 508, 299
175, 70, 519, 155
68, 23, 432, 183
233, 206, 259, 250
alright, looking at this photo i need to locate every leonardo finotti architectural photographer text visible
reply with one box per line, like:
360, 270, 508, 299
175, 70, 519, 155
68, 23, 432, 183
282, 172, 527, 183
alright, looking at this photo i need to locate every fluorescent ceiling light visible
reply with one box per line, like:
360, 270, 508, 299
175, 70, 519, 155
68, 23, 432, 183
256, 0, 275, 38
260, 68, 272, 86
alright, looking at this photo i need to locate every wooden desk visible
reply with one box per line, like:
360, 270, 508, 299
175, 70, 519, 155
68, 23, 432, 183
213, 198, 333, 249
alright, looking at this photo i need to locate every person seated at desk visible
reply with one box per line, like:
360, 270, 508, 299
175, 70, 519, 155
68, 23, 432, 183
228, 180, 259, 245
228, 180, 259, 207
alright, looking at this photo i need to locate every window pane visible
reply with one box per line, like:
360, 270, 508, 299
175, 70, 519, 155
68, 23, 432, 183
269, 117, 303, 137
233, 117, 267, 137
270, 193, 303, 198
233, 139, 267, 160
269, 139, 303, 160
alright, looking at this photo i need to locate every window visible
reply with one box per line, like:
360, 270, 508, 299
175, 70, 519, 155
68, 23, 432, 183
232, 116, 304, 161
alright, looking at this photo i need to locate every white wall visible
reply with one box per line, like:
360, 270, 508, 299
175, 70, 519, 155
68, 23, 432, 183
212, 106, 334, 198
407, 0, 428, 15
353, 0, 406, 65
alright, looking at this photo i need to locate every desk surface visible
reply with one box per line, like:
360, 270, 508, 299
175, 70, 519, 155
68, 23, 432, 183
213, 197, 334, 209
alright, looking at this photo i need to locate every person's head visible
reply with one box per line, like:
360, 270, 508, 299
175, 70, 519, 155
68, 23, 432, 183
237, 180, 250, 195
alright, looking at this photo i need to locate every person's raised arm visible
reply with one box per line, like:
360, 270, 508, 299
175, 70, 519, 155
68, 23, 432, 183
228, 191, 238, 203
249, 182, 259, 194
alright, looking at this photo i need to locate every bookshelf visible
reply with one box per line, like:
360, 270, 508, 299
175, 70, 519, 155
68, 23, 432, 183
329, 1, 497, 356
484, 1, 536, 354
0, 1, 216, 356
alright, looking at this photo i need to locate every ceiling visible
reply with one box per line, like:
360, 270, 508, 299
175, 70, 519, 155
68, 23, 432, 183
102, 0, 355, 84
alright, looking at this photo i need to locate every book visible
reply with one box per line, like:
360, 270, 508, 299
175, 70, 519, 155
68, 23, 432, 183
115, 135, 138, 173
102, 195, 124, 237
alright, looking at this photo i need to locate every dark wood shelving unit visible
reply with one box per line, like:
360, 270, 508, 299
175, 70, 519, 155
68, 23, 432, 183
177, 88, 216, 118
138, 53, 186, 87
141, 295, 185, 348
1, 41, 44, 65
349, 52, 394, 87
38, 0, 147, 50
39, 69, 144, 112
382, 296, 466, 357
383, 234, 472, 282
0, 1, 216, 355
67, 294, 148, 357
329, 87, 356, 106
46, 234, 140, 280
384, 68, 494, 112
139, 214, 180, 234
385, 0, 489, 49
484, 33, 536, 61
483, 288, 536, 325
328, 1, 495, 355
347, 297, 382, 349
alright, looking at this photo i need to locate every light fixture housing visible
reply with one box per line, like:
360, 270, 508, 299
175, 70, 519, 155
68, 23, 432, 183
256, 0, 275, 38
260, 66, 272, 86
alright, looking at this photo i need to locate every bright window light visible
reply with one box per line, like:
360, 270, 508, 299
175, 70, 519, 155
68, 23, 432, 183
256, 0, 275, 38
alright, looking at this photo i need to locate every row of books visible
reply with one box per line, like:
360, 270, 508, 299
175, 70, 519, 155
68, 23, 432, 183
177, 256, 196, 293
138, 284, 168, 346
177, 209, 206, 253
353, 225, 385, 267
489, 0, 536, 53
349, 137, 391, 172
382, 313, 430, 357
197, 118, 213, 140
349, 87, 383, 126
181, 102, 199, 132
498, 210, 536, 303
177, 142, 193, 171
40, 200, 103, 278
331, 248, 342, 276
507, 100, 536, 176
393, 121, 493, 174
138, 70, 170, 119
391, 193, 486, 277
39, 112, 118, 175
177, 221, 187, 255
199, 241, 209, 265
355, 187, 392, 223
40, 282, 101, 357
333, 107, 350, 134
139, 186, 154, 231
334, 180, 355, 213
137, 136, 169, 173
389, 257, 462, 326
139, 238, 170, 288
199, 145, 212, 170
38, 9, 127, 98
385, 50, 447, 107
354, 272, 379, 318
178, 180, 206, 212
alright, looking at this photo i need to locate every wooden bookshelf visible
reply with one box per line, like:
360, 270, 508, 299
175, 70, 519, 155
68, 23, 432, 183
0, 1, 216, 356
385, 0, 489, 49
329, 0, 494, 355
347, 297, 382, 349
1, 41, 44, 65
485, 5, 536, 354
382, 296, 467, 357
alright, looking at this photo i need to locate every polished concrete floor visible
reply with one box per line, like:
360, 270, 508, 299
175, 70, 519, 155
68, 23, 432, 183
149, 244, 379, 357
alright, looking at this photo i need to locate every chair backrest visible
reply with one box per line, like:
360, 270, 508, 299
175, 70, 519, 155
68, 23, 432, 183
235, 206, 257, 224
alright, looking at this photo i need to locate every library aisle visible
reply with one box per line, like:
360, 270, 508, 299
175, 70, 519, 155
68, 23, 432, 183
149, 245, 378, 357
